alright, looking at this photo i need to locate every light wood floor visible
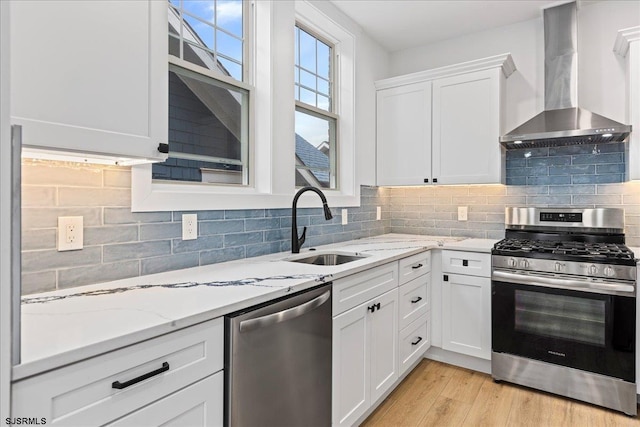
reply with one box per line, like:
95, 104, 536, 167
361, 359, 640, 426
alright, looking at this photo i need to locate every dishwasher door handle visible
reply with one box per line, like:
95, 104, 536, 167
239, 289, 331, 332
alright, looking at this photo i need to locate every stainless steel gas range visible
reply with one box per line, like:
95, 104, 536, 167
491, 207, 637, 416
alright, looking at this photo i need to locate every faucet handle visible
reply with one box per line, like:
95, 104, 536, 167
298, 226, 307, 247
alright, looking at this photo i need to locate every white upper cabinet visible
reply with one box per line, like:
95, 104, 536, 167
376, 54, 515, 186
10, 1, 168, 164
376, 82, 432, 185
432, 69, 503, 184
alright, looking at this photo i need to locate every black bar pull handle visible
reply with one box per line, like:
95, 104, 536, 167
443, 275, 449, 282
424, 178, 429, 183
411, 337, 423, 346
375, 302, 381, 311
112, 362, 170, 390
411, 296, 423, 304
432, 178, 438, 183
368, 305, 376, 313
411, 263, 423, 270
462, 259, 469, 267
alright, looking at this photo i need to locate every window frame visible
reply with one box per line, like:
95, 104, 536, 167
294, 23, 339, 190
132, 0, 359, 211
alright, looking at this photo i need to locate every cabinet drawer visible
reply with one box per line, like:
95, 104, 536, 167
107, 372, 223, 427
442, 250, 491, 277
399, 251, 431, 285
12, 318, 223, 426
398, 274, 430, 330
333, 263, 399, 316
399, 313, 430, 375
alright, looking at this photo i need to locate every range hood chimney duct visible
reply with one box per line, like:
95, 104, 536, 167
500, 2, 631, 149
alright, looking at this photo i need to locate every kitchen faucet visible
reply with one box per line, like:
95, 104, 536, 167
291, 186, 333, 253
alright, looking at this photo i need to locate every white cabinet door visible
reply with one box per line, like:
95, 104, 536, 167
107, 372, 223, 427
441, 273, 491, 360
432, 69, 503, 184
369, 288, 399, 403
10, 0, 167, 162
376, 82, 432, 186
332, 288, 399, 426
332, 301, 370, 427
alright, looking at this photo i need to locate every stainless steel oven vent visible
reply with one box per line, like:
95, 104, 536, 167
500, 2, 631, 149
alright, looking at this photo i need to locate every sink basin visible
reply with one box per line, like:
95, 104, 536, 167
285, 251, 370, 266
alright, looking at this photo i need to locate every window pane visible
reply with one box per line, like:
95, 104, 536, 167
299, 88, 316, 106
216, 0, 243, 37
295, 109, 336, 189
169, 0, 244, 83
317, 41, 330, 79
300, 69, 315, 91
183, 1, 214, 23
217, 29, 242, 62
154, 66, 249, 185
219, 57, 242, 81
299, 29, 316, 72
183, 14, 214, 50
317, 95, 330, 111
317, 78, 329, 96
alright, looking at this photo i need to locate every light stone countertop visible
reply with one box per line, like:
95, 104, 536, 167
14, 234, 497, 380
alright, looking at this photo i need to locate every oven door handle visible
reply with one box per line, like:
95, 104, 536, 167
492, 270, 636, 296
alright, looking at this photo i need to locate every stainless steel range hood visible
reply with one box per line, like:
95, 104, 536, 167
500, 2, 631, 149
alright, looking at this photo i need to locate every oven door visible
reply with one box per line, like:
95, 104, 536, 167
492, 279, 635, 382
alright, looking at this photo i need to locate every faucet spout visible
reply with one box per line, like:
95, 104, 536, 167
291, 186, 333, 253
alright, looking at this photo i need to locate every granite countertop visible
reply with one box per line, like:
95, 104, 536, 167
15, 234, 497, 380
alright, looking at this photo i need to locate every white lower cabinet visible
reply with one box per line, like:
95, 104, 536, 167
441, 273, 491, 360
332, 288, 399, 427
107, 372, 223, 427
11, 318, 223, 426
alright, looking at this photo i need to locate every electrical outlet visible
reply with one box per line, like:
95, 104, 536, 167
342, 209, 348, 225
182, 214, 198, 240
57, 216, 83, 251
458, 206, 468, 221
376, 206, 382, 220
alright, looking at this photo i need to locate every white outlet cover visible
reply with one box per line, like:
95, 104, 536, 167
458, 206, 468, 221
341, 209, 348, 225
376, 206, 382, 220
57, 216, 83, 251
182, 214, 198, 240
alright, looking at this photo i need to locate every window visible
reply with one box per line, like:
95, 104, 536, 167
294, 25, 337, 189
155, 0, 250, 186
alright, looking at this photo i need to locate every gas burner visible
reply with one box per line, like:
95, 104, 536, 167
493, 238, 636, 265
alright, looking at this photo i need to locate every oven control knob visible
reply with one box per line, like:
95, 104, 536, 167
603, 266, 615, 277
507, 258, 517, 267
520, 259, 530, 269
588, 264, 598, 275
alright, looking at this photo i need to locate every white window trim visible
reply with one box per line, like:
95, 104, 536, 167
131, 0, 359, 212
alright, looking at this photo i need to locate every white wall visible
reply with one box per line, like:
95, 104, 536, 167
388, 1, 640, 133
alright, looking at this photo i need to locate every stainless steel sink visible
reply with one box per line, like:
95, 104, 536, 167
285, 251, 369, 266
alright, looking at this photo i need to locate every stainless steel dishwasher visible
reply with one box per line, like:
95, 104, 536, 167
225, 283, 332, 427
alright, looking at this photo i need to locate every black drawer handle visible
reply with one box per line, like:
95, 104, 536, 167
411, 337, 423, 346
112, 362, 170, 390
411, 296, 423, 304
443, 275, 449, 282
462, 259, 468, 267
411, 263, 423, 270
368, 305, 376, 313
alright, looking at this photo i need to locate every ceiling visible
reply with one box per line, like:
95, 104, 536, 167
329, 0, 596, 52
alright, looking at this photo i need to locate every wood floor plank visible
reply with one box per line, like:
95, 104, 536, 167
439, 366, 486, 404
461, 377, 516, 427
363, 360, 454, 426
418, 396, 472, 427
